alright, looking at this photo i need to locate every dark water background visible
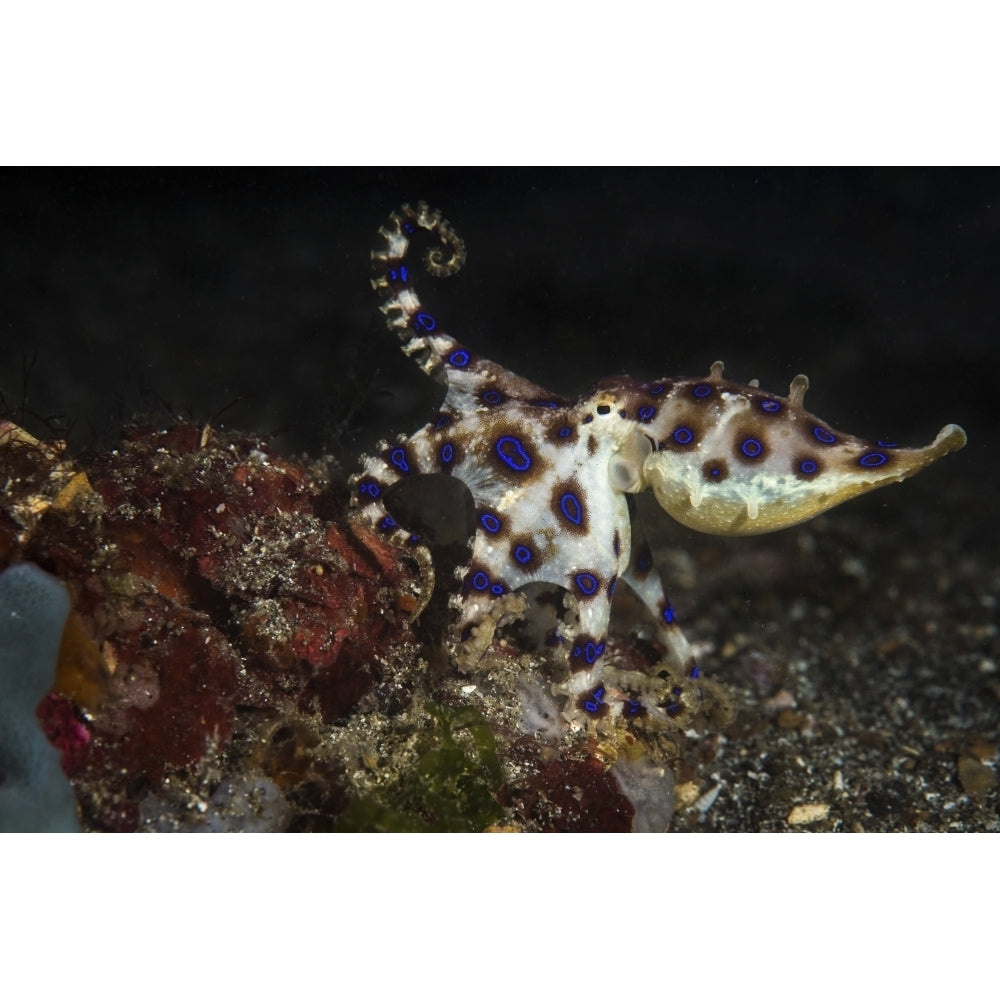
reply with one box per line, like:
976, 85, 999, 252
3, 169, 994, 474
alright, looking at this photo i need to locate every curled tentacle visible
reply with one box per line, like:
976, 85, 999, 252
370, 203, 467, 379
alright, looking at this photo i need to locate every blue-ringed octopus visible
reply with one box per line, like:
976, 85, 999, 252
351, 203, 967, 727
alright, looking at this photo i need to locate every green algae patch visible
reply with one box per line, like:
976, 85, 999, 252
336, 703, 505, 832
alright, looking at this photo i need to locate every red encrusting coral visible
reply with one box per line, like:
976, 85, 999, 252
2, 422, 422, 830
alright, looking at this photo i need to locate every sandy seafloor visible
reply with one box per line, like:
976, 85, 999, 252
2, 168, 997, 831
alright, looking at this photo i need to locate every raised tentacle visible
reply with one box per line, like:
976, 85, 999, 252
370, 201, 468, 381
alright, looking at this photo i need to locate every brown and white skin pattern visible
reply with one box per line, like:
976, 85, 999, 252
351, 203, 967, 724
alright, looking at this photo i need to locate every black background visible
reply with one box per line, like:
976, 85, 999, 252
2, 168, 995, 475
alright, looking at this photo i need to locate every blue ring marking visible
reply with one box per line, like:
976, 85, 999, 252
693, 383, 712, 398
666, 703, 681, 717
403, 221, 415, 235
707, 465, 723, 478
557, 426, 572, 438
813, 426, 837, 444
490, 583, 505, 596
481, 389, 504, 406
859, 451, 888, 467
390, 448, 409, 472
496, 436, 532, 472
559, 492, 583, 525
572, 644, 581, 659
760, 399, 781, 413
662, 604, 676, 625
531, 399, 561, 409
583, 684, 604, 714
584, 685, 605, 711
434, 413, 453, 429
414, 312, 436, 332
585, 644, 600, 665
583, 414, 593, 424
480, 512, 501, 534
388, 264, 409, 283
447, 349, 470, 367
618, 409, 627, 418
672, 686, 683, 696
575, 572, 599, 596
625, 698, 643, 716
799, 459, 818, 475
673, 426, 694, 445
472, 572, 490, 591
690, 664, 700, 679
440, 443, 454, 464
741, 437, 763, 458
378, 515, 397, 531
638, 405, 656, 422
359, 481, 381, 498
513, 545, 533, 565
877, 440, 899, 448
407, 533, 420, 544
649, 384, 665, 395
608, 577, 617, 597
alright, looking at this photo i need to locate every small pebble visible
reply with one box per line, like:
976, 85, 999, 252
787, 802, 830, 826
957, 757, 997, 799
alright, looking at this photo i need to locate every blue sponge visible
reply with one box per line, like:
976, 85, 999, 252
0, 563, 81, 832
